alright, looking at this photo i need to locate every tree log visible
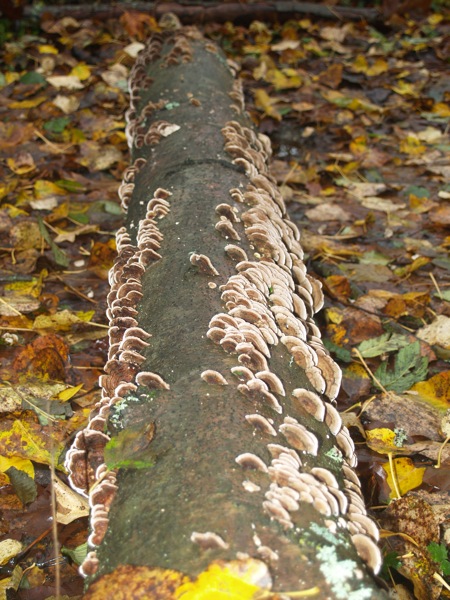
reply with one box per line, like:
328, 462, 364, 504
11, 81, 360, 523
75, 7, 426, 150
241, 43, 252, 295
27, 1, 382, 25
66, 27, 388, 598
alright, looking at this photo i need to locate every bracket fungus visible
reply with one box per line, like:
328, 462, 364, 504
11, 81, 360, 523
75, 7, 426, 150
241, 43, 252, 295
68, 27, 387, 600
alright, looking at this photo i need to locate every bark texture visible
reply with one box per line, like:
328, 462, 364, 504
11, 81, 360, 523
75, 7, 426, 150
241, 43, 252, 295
67, 28, 388, 599
27, 2, 382, 24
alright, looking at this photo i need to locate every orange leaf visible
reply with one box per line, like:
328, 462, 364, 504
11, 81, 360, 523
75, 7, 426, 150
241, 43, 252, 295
383, 292, 430, 319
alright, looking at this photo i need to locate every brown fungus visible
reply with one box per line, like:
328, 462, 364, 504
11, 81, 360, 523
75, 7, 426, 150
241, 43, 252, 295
190, 531, 229, 550
235, 452, 268, 473
224, 244, 247, 262
190, 253, 219, 276
279, 420, 319, 456
351, 534, 382, 574
245, 414, 277, 436
135, 371, 170, 390
200, 370, 228, 385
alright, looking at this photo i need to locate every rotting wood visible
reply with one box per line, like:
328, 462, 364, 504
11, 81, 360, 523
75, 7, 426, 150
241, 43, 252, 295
66, 26, 389, 598
27, 1, 382, 24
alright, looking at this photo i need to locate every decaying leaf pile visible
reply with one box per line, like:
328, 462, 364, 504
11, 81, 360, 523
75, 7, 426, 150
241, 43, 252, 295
0, 4, 449, 599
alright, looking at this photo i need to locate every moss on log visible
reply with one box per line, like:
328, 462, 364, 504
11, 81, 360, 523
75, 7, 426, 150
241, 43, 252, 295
67, 27, 388, 599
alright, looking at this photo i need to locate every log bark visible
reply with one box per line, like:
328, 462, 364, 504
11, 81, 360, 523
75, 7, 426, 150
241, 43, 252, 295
27, 1, 382, 24
66, 27, 388, 598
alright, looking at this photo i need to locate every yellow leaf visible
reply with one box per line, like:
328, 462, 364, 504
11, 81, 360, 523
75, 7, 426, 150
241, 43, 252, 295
5, 271, 47, 299
266, 67, 301, 91
32, 309, 92, 331
34, 180, 67, 199
253, 88, 282, 121
428, 13, 443, 25
432, 102, 450, 117
6, 153, 36, 175
5, 72, 20, 85
352, 55, 388, 77
366, 428, 397, 454
326, 307, 344, 325
0, 420, 55, 465
9, 97, 46, 109
399, 134, 426, 155
2, 203, 27, 217
0, 180, 18, 201
394, 256, 430, 277
58, 383, 84, 402
412, 372, 450, 411
38, 44, 58, 54
176, 560, 269, 599
0, 456, 35, 482
70, 64, 91, 81
349, 136, 367, 156
382, 457, 425, 499
392, 81, 420, 98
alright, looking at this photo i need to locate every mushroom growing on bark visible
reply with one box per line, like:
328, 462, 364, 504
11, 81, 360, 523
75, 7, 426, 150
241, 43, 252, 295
68, 27, 388, 599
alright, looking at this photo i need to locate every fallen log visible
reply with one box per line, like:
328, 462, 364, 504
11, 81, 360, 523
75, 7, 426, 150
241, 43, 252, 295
27, 1, 382, 24
66, 26, 388, 598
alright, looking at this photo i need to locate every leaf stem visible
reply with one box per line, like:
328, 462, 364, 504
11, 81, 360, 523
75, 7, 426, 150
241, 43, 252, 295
352, 347, 389, 394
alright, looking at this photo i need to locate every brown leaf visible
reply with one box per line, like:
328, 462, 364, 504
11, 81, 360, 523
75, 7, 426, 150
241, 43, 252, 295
12, 334, 70, 382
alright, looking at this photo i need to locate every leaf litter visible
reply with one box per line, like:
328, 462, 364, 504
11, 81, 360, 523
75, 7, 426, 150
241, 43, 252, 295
0, 3, 449, 598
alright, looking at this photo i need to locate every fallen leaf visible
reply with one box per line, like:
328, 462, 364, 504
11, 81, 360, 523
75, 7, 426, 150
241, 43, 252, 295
0, 539, 23, 565
46, 75, 85, 90
383, 457, 426, 499
33, 309, 95, 332
12, 334, 69, 381
305, 202, 351, 222
253, 88, 282, 121
52, 475, 89, 524
383, 292, 430, 319
412, 372, 450, 410
416, 316, 450, 348
52, 94, 80, 114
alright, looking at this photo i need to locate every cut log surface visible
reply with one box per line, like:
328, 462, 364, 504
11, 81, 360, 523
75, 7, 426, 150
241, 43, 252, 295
67, 27, 388, 598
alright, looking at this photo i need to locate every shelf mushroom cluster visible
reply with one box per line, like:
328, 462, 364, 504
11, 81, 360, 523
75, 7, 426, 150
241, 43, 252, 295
200, 116, 382, 573
66, 182, 172, 577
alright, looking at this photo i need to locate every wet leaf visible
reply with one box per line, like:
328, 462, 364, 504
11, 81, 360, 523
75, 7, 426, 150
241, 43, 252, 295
366, 428, 398, 455
33, 309, 95, 331
6, 466, 37, 504
12, 334, 69, 381
37, 216, 69, 267
0, 539, 23, 565
0, 416, 63, 466
53, 475, 89, 524
412, 372, 450, 411
375, 341, 428, 393
61, 542, 88, 566
382, 457, 426, 499
357, 333, 410, 358
416, 316, 450, 348
253, 88, 282, 121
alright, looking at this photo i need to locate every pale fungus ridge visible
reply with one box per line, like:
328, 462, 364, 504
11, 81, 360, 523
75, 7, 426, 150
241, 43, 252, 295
66, 182, 173, 577
211, 118, 383, 576
190, 531, 230, 551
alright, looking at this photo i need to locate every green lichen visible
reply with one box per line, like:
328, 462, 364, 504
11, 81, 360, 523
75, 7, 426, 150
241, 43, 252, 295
394, 427, 408, 447
303, 524, 374, 600
325, 446, 344, 464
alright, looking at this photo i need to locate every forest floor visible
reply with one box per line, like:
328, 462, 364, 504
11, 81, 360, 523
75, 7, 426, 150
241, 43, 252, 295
0, 3, 449, 599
